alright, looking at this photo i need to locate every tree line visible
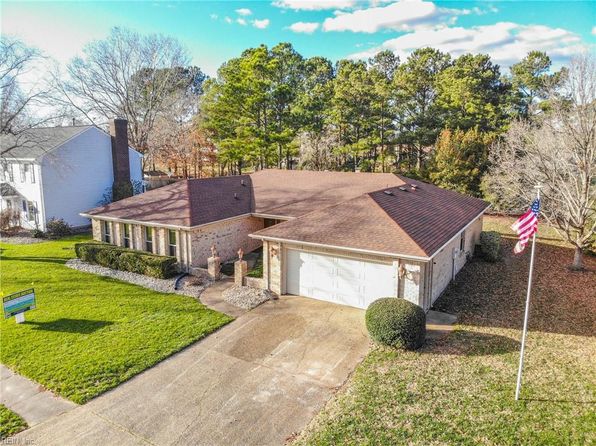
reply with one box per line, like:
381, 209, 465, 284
199, 43, 564, 195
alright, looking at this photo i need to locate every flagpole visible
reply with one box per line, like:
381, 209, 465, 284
515, 185, 541, 401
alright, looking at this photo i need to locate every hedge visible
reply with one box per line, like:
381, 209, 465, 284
480, 231, 501, 262
74, 242, 178, 279
365, 298, 426, 350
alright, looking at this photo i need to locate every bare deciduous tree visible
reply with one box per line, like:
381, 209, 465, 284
0, 36, 64, 157
484, 54, 595, 269
54, 27, 192, 164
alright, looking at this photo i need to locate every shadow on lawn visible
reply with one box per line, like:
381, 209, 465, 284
433, 239, 595, 338
24, 318, 113, 334
0, 256, 66, 264
424, 330, 520, 356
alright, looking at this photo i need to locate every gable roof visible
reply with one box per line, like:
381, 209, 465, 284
0, 126, 94, 159
0, 183, 20, 197
84, 176, 253, 227
253, 178, 489, 257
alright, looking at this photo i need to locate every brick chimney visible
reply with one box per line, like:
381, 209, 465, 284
109, 118, 133, 201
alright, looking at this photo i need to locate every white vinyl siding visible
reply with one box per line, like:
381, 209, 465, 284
285, 249, 396, 309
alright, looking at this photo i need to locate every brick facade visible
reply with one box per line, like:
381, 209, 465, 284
190, 216, 264, 268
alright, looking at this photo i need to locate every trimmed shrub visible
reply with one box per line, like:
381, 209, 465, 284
74, 242, 178, 279
365, 298, 426, 350
46, 218, 72, 237
480, 231, 501, 262
32, 229, 47, 239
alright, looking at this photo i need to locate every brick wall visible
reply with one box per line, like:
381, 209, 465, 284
91, 219, 102, 241
190, 216, 264, 267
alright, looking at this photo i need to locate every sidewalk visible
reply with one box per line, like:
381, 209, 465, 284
0, 364, 76, 427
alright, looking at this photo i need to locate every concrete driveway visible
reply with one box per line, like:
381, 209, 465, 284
15, 296, 369, 446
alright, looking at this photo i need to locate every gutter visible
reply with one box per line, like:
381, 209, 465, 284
79, 212, 252, 232
249, 233, 431, 262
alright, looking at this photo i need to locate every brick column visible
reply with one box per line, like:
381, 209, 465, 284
234, 260, 248, 286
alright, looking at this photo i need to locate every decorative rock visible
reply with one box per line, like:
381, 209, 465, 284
222, 285, 275, 310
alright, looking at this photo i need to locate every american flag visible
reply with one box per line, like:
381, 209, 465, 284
511, 199, 540, 254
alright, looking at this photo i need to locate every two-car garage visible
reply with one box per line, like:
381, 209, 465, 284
285, 249, 397, 310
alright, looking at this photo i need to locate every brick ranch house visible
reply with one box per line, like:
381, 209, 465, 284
82, 170, 489, 311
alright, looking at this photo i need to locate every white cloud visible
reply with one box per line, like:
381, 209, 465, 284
322, 0, 470, 33
210, 13, 218, 20
289, 21, 320, 33
224, 16, 233, 24
235, 8, 252, 16
349, 22, 586, 67
252, 19, 271, 29
237, 18, 247, 26
273, 0, 355, 11
592, 26, 596, 35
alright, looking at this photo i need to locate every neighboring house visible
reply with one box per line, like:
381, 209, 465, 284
83, 170, 489, 311
0, 120, 143, 231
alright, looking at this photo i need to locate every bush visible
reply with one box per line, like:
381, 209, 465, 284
74, 242, 178, 279
480, 231, 501, 262
0, 209, 21, 230
365, 298, 426, 350
31, 229, 46, 239
46, 218, 72, 237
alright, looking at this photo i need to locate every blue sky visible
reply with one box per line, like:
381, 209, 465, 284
2, 1, 594, 76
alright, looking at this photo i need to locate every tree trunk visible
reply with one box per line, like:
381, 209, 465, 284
572, 246, 584, 270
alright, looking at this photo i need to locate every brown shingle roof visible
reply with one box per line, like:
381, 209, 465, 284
250, 169, 405, 217
253, 177, 489, 257
84, 175, 252, 227
84, 169, 489, 257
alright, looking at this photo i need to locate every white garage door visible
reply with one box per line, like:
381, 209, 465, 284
285, 249, 396, 309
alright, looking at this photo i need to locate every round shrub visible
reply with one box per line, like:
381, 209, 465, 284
365, 298, 426, 350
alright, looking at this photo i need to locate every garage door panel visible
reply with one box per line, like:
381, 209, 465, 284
286, 249, 396, 309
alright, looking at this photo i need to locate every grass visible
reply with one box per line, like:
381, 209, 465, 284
0, 236, 233, 404
0, 404, 27, 439
295, 216, 595, 445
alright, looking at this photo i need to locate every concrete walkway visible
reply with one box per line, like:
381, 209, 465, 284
426, 310, 458, 340
1, 364, 77, 426
199, 278, 248, 318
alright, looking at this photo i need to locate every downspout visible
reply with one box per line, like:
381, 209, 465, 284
37, 162, 47, 231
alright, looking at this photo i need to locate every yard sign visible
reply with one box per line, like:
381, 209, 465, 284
3, 288, 36, 322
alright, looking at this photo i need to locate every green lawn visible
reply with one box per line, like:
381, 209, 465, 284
0, 236, 232, 404
296, 216, 595, 445
0, 404, 27, 439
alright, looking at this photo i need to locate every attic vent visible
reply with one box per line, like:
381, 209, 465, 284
399, 187, 408, 192
383, 190, 394, 196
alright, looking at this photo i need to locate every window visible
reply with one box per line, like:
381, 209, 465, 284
123, 224, 131, 248
103, 221, 111, 243
3, 163, 13, 182
460, 231, 466, 252
145, 226, 153, 252
6, 200, 11, 209
20, 164, 26, 182
168, 229, 177, 257
27, 201, 36, 221
29, 164, 35, 183
22, 200, 27, 212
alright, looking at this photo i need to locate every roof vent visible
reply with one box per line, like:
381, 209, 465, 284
234, 193, 239, 199
240, 179, 245, 186
383, 190, 394, 196
399, 187, 408, 192
410, 183, 418, 190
